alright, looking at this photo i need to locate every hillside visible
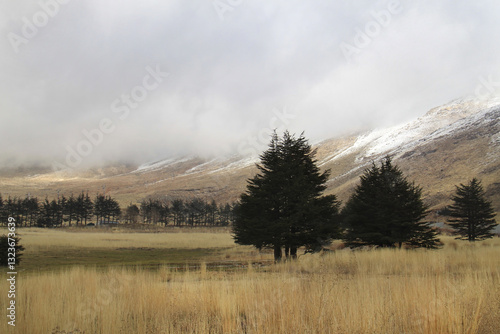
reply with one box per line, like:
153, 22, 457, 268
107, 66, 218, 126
1, 97, 499, 216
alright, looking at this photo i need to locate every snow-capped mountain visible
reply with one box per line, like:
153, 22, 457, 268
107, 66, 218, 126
314, 97, 499, 212
1, 96, 499, 214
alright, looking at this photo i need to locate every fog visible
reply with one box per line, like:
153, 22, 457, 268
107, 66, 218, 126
1, 0, 499, 169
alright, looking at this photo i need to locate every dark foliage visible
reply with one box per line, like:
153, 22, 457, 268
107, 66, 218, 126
448, 178, 497, 241
0, 235, 25, 267
342, 157, 440, 249
0, 191, 235, 228
233, 131, 341, 261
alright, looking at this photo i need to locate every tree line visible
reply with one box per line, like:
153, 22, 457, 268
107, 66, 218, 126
127, 198, 235, 226
0, 192, 96, 227
233, 131, 498, 261
0, 192, 236, 227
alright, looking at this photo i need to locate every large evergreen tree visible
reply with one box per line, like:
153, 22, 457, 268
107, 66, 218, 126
233, 131, 340, 261
447, 178, 497, 241
342, 157, 440, 248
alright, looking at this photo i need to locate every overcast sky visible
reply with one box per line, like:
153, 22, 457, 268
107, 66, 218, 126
1, 0, 499, 169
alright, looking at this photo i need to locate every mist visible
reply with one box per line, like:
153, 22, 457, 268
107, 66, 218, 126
1, 0, 499, 170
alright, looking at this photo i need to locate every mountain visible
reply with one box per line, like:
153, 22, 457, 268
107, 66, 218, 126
1, 97, 499, 217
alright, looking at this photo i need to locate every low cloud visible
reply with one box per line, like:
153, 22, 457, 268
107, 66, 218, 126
1, 0, 499, 169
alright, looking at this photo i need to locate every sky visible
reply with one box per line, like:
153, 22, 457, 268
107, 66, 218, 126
0, 0, 499, 169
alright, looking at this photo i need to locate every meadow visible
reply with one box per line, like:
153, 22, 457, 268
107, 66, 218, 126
1, 227, 499, 333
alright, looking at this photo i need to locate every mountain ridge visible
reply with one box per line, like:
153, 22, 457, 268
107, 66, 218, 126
1, 96, 499, 216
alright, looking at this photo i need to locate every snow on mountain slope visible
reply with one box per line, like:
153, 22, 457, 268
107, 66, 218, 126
130, 96, 499, 188
135, 157, 195, 173
133, 153, 258, 177
319, 97, 500, 166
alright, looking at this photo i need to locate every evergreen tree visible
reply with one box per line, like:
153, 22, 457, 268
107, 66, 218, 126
59, 195, 67, 226
83, 192, 94, 225
23, 196, 39, 227
171, 199, 185, 226
343, 157, 440, 248
94, 194, 107, 224
106, 196, 121, 222
4, 197, 20, 225
207, 200, 218, 226
219, 203, 232, 226
0, 235, 24, 266
186, 198, 206, 226
158, 200, 170, 226
15, 197, 26, 226
95, 195, 121, 224
124, 204, 140, 224
62, 194, 77, 227
140, 198, 162, 224
0, 194, 4, 224
447, 178, 497, 241
233, 131, 340, 261
37, 198, 63, 227
75, 192, 94, 225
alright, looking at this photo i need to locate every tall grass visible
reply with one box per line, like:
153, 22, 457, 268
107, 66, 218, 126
1, 236, 499, 333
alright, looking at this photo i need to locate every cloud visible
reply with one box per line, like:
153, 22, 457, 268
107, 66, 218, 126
0, 0, 499, 169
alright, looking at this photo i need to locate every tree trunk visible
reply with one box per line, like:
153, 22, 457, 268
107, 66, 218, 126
285, 245, 290, 259
290, 247, 297, 259
273, 245, 282, 262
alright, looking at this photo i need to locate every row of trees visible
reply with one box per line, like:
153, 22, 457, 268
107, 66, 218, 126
129, 198, 235, 226
0, 192, 97, 227
0, 192, 236, 228
233, 131, 498, 261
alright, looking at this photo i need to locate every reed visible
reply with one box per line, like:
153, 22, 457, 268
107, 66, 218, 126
1, 234, 498, 333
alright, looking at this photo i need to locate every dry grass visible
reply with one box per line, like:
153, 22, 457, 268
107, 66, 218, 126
1, 234, 499, 333
18, 227, 237, 250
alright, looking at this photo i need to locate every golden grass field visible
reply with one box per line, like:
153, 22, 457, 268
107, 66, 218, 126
1, 228, 500, 334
